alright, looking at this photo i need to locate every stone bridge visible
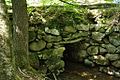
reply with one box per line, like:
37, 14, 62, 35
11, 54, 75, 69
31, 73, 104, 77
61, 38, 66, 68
28, 6, 120, 77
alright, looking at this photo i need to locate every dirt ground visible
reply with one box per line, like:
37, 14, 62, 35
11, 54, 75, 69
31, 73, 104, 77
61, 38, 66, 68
58, 61, 120, 80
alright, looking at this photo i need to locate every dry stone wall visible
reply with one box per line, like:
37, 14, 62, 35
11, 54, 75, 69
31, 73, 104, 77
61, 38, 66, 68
28, 7, 120, 77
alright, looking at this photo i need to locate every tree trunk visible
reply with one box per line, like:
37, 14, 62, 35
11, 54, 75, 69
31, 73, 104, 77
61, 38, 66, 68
0, 0, 14, 80
12, 0, 29, 68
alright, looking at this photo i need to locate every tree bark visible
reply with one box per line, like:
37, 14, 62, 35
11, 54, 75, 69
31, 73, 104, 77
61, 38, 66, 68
12, 0, 29, 68
0, 0, 14, 80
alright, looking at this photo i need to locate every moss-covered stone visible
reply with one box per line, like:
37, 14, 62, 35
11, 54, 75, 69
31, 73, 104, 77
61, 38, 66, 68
92, 32, 105, 41
29, 40, 46, 51
95, 25, 103, 31
38, 47, 65, 60
43, 35, 62, 42
116, 46, 120, 53
78, 31, 89, 37
84, 59, 95, 67
71, 32, 82, 39
102, 44, 116, 53
90, 55, 109, 65
112, 60, 120, 68
102, 38, 110, 44
105, 54, 120, 61
99, 47, 107, 54
98, 27, 106, 33
46, 43, 53, 48
38, 47, 65, 75
87, 46, 99, 55
37, 29, 46, 35
37, 35, 43, 39
46, 60, 64, 73
80, 43, 89, 49
45, 27, 60, 36
75, 24, 89, 31
109, 33, 120, 47
64, 26, 77, 33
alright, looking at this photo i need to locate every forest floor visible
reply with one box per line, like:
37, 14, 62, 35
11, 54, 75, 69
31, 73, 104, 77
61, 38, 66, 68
58, 61, 120, 80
